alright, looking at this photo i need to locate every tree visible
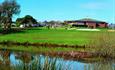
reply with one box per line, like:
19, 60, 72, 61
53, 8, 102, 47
16, 15, 38, 27
0, 5, 3, 24
23, 15, 37, 24
15, 17, 23, 26
0, 0, 20, 30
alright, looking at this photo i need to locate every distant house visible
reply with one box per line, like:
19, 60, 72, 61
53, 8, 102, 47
65, 18, 108, 28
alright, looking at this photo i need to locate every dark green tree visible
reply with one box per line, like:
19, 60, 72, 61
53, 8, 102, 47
23, 15, 37, 24
0, 0, 20, 30
16, 15, 38, 27
0, 5, 3, 23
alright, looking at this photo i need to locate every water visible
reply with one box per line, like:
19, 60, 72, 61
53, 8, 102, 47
0, 50, 114, 70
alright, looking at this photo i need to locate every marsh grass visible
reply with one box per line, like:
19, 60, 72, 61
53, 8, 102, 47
85, 61, 114, 70
0, 45, 79, 53
10, 55, 71, 70
0, 40, 85, 48
88, 31, 115, 58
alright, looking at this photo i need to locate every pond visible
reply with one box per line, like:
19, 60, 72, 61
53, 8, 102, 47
0, 50, 114, 70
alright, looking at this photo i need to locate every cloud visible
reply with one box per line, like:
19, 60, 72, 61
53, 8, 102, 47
81, 2, 108, 10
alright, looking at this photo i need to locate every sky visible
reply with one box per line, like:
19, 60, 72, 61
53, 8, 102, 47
0, 0, 115, 23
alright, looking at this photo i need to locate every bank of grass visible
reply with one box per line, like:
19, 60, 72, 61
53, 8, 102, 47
0, 45, 81, 53
0, 27, 113, 46
87, 32, 115, 58
0, 27, 115, 58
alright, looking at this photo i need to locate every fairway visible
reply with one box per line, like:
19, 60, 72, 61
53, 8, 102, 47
0, 28, 115, 46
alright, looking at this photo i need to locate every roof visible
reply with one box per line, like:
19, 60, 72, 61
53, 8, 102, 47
76, 18, 106, 23
65, 18, 108, 24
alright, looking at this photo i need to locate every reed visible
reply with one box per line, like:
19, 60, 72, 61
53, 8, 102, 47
10, 55, 71, 70
88, 32, 115, 58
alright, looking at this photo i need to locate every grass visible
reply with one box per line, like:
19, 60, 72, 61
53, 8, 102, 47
0, 45, 80, 53
0, 54, 71, 70
87, 32, 115, 58
0, 27, 115, 58
0, 27, 113, 46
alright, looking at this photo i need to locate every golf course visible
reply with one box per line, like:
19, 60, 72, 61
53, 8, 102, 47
0, 27, 115, 58
0, 27, 114, 45
0, 0, 115, 69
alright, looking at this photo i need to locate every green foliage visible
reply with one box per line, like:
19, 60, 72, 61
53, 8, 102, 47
16, 15, 38, 27
0, 0, 20, 30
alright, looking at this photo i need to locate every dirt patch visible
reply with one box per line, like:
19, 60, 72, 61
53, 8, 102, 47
43, 51, 93, 59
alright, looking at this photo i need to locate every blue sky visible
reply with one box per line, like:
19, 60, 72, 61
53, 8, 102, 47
0, 0, 115, 23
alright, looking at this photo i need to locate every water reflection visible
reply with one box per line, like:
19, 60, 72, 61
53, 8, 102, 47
0, 50, 114, 70
10, 53, 22, 65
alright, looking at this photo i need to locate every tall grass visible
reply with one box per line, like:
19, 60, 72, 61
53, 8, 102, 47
88, 31, 115, 58
84, 61, 114, 70
10, 55, 71, 70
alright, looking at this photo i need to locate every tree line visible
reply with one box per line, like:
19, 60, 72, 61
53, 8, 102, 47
0, 0, 68, 31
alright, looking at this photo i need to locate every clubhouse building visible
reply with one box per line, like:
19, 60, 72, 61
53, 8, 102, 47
65, 18, 108, 28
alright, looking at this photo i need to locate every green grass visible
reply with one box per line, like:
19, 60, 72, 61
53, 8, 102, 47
0, 27, 115, 58
1, 27, 114, 46
0, 45, 80, 53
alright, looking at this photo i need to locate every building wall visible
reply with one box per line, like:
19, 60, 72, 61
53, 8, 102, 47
98, 23, 107, 28
65, 21, 108, 28
86, 22, 96, 28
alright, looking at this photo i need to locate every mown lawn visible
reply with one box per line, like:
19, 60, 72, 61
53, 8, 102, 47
0, 27, 115, 46
0, 27, 115, 58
